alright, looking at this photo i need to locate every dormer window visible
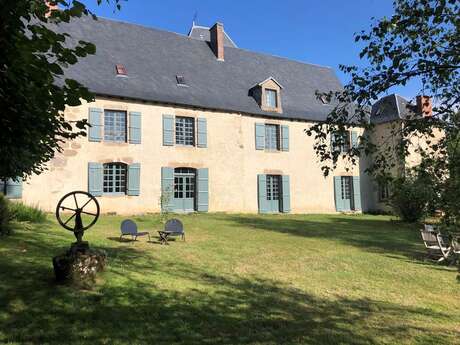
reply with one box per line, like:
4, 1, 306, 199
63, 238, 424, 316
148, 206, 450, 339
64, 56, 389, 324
266, 89, 278, 108
176, 75, 188, 87
319, 94, 330, 105
115, 64, 127, 76
251, 77, 283, 114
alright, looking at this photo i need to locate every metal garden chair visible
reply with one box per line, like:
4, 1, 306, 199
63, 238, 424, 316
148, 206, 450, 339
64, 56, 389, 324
120, 219, 151, 242
420, 225, 450, 262
158, 219, 185, 245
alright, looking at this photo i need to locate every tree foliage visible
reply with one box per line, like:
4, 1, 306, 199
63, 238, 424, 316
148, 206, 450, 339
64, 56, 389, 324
306, 0, 459, 225
0, 0, 121, 180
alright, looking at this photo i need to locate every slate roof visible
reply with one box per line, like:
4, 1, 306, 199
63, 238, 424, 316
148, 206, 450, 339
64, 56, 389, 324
371, 94, 415, 124
58, 16, 343, 122
188, 24, 237, 47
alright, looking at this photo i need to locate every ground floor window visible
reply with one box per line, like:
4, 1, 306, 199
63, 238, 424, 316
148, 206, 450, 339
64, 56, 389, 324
173, 167, 196, 212
379, 183, 390, 201
103, 163, 127, 194
258, 174, 290, 213
334, 176, 361, 212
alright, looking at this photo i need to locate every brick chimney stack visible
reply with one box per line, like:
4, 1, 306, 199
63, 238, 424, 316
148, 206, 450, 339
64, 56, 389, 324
210, 22, 225, 61
416, 95, 433, 117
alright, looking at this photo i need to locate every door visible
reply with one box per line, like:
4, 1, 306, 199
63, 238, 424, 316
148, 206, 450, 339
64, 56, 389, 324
341, 176, 354, 211
266, 175, 281, 213
173, 168, 196, 212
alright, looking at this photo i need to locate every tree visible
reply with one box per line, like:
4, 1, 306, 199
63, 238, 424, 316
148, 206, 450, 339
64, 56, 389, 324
0, 0, 121, 181
307, 0, 459, 225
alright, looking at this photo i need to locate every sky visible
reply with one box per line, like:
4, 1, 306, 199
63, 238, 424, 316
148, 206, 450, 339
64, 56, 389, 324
80, 0, 419, 100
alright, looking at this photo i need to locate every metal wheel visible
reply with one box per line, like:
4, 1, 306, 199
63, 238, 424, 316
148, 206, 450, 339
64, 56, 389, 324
55, 191, 100, 239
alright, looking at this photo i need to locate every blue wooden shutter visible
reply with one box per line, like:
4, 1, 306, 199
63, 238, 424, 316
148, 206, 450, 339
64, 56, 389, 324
6, 178, 22, 199
351, 131, 358, 149
88, 108, 103, 142
129, 111, 142, 144
258, 174, 268, 213
255, 123, 265, 150
197, 168, 209, 212
334, 176, 344, 212
163, 115, 174, 146
197, 118, 207, 148
88, 162, 103, 196
281, 125, 289, 152
161, 167, 174, 211
353, 176, 362, 211
127, 163, 141, 196
281, 175, 291, 213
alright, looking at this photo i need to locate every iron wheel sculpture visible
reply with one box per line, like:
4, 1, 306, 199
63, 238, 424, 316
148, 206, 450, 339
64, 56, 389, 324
55, 191, 100, 243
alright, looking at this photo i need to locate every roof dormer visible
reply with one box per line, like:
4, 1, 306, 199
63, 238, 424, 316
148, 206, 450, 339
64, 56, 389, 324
250, 77, 283, 113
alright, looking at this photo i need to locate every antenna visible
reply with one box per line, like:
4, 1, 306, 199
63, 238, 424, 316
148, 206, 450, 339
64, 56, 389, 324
192, 11, 198, 26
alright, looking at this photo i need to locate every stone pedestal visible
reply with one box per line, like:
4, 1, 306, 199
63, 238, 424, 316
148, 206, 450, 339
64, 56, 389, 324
52, 242, 106, 288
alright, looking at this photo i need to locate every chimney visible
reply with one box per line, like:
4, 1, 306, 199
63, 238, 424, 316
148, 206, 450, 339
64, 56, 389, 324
45, 1, 59, 17
210, 22, 225, 61
416, 95, 432, 117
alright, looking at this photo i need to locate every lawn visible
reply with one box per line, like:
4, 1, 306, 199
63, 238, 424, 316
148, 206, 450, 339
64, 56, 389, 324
0, 213, 459, 345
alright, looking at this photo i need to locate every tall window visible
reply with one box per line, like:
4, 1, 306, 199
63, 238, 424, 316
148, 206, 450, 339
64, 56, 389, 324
175, 116, 195, 146
265, 124, 280, 150
379, 183, 390, 201
265, 89, 278, 108
174, 168, 196, 199
103, 163, 127, 194
104, 110, 127, 142
333, 132, 351, 153
341, 176, 352, 200
266, 175, 280, 201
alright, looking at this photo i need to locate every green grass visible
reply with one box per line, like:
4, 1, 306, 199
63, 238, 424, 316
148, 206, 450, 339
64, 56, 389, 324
1, 213, 459, 345
8, 202, 47, 223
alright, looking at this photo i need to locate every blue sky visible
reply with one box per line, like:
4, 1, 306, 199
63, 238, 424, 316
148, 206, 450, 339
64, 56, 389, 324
81, 0, 419, 100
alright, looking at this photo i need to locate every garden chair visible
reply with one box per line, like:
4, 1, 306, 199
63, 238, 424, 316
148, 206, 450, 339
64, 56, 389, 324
120, 219, 151, 242
158, 219, 185, 245
420, 226, 450, 262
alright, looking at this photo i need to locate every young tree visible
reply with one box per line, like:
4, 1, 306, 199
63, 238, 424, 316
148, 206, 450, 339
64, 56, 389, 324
307, 0, 459, 225
0, 0, 121, 180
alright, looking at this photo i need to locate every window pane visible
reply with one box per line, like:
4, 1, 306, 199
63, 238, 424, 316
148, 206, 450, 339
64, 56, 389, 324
104, 110, 127, 142
175, 117, 195, 146
265, 124, 279, 150
103, 163, 127, 194
266, 89, 277, 108
341, 177, 352, 200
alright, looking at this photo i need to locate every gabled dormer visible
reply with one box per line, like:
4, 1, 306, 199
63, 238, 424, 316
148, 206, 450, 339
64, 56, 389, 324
250, 77, 283, 114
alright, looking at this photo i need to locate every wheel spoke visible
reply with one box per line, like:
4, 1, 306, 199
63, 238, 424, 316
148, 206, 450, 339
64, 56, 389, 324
73, 193, 79, 209
60, 206, 77, 212
64, 213, 76, 225
81, 211, 97, 217
80, 197, 93, 210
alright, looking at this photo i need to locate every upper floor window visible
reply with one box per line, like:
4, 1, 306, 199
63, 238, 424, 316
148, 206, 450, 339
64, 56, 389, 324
175, 116, 195, 146
103, 163, 127, 194
265, 89, 278, 108
265, 124, 280, 151
104, 110, 127, 142
332, 131, 351, 153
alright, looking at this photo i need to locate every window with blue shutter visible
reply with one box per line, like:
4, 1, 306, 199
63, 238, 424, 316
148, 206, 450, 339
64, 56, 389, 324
353, 176, 362, 211
197, 118, 207, 148
197, 168, 209, 212
88, 108, 103, 142
129, 112, 142, 144
281, 175, 291, 213
163, 115, 175, 146
334, 176, 344, 211
255, 123, 265, 150
88, 162, 103, 196
2, 178, 23, 199
127, 163, 141, 196
281, 125, 289, 152
258, 174, 269, 213
161, 167, 174, 211
351, 131, 358, 149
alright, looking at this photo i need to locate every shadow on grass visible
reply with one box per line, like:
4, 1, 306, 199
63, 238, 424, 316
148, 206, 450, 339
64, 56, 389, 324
220, 214, 424, 259
1, 227, 457, 345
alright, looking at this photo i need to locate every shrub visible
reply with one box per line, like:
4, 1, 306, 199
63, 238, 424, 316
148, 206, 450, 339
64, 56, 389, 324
0, 194, 13, 235
9, 202, 47, 223
389, 170, 436, 223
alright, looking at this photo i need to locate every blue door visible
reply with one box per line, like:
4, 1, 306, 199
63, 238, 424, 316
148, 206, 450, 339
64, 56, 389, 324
266, 175, 281, 213
173, 168, 196, 212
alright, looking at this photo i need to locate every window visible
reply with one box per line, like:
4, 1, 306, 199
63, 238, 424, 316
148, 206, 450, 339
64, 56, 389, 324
266, 175, 280, 201
174, 168, 196, 199
175, 116, 195, 146
176, 75, 187, 86
104, 110, 127, 142
341, 176, 352, 200
115, 64, 127, 76
265, 89, 278, 108
103, 163, 127, 194
319, 95, 330, 104
379, 183, 390, 201
265, 124, 280, 151
333, 131, 351, 153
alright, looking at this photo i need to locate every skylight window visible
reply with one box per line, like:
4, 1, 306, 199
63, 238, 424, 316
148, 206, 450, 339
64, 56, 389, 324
319, 95, 330, 105
115, 64, 127, 76
176, 75, 188, 86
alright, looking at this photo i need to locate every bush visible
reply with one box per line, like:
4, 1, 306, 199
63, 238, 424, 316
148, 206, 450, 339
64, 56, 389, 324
9, 202, 47, 223
0, 194, 13, 235
389, 170, 436, 223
